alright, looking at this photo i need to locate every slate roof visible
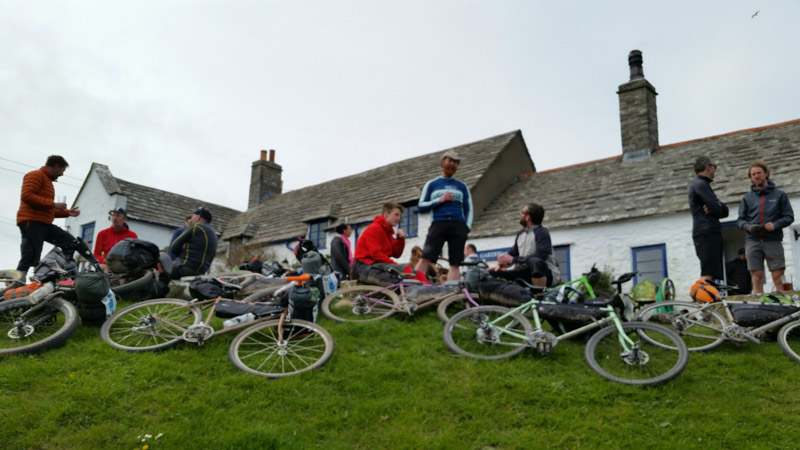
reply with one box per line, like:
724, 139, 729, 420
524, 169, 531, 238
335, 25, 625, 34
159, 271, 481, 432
222, 131, 529, 244
470, 119, 800, 238
84, 163, 241, 231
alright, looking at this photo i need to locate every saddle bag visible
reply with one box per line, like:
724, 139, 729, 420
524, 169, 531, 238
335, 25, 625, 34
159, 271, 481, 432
106, 239, 160, 274
729, 303, 797, 327
478, 278, 531, 306
289, 285, 319, 323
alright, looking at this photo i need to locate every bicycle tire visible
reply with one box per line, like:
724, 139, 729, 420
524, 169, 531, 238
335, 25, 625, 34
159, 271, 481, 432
660, 278, 676, 301
777, 320, 800, 363
111, 270, 155, 297
321, 285, 399, 323
436, 293, 480, 326
585, 322, 689, 386
0, 297, 79, 355
0, 270, 25, 297
228, 319, 334, 378
242, 284, 287, 304
443, 305, 532, 360
635, 301, 726, 352
100, 298, 202, 352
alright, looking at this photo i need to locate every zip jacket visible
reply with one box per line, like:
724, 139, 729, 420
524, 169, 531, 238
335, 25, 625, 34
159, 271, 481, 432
170, 222, 218, 273
418, 176, 473, 229
353, 215, 404, 265
736, 181, 794, 242
17, 166, 70, 225
688, 175, 729, 238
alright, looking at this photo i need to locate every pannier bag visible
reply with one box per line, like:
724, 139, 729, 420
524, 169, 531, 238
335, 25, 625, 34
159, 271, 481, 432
289, 285, 319, 323
353, 263, 404, 287
729, 303, 797, 327
478, 278, 531, 306
465, 265, 490, 293
106, 239, 160, 274
189, 278, 225, 300
215, 300, 283, 319
75, 271, 112, 325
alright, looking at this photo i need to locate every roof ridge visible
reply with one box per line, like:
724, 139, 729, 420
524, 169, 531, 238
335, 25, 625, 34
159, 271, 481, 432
115, 177, 241, 214
655, 118, 800, 151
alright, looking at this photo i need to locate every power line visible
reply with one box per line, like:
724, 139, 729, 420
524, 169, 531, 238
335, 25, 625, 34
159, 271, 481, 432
0, 166, 82, 188
0, 156, 84, 182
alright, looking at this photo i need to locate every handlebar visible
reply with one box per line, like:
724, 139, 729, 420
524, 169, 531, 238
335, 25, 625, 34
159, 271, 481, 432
285, 274, 312, 283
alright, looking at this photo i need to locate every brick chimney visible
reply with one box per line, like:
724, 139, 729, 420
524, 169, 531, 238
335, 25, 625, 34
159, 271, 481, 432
618, 50, 658, 162
248, 149, 283, 209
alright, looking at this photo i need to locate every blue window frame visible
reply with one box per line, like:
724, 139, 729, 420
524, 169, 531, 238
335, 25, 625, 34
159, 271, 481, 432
398, 205, 419, 237
81, 222, 95, 248
632, 244, 668, 285
308, 220, 327, 249
553, 245, 571, 281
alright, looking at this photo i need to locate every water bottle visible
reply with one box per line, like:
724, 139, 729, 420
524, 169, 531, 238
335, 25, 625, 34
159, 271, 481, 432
101, 289, 117, 316
223, 313, 256, 328
27, 282, 55, 305
323, 273, 338, 296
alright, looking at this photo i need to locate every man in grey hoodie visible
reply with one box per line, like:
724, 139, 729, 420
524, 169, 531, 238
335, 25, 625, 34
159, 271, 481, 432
737, 160, 794, 293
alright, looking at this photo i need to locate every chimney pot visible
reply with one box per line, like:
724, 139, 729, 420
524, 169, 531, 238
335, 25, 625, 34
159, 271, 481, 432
628, 50, 644, 80
260, 150, 267, 161
269, 149, 275, 163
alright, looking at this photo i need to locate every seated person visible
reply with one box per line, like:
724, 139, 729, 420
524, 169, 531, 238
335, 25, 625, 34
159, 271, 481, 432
353, 202, 406, 274
169, 207, 218, 279
94, 207, 138, 273
489, 203, 560, 288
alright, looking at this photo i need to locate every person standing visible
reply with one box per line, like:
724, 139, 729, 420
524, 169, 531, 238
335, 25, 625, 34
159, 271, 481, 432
415, 149, 473, 281
94, 207, 138, 272
330, 223, 353, 279
736, 160, 794, 293
16, 155, 81, 273
688, 156, 729, 281
726, 248, 752, 295
169, 207, 218, 279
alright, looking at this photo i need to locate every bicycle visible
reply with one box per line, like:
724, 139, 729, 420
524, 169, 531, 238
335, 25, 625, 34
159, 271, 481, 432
100, 274, 335, 378
634, 281, 800, 362
443, 273, 688, 386
320, 271, 462, 323
0, 238, 106, 356
436, 263, 620, 326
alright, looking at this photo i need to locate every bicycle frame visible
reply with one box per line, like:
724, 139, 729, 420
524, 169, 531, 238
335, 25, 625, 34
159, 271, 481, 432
480, 300, 634, 351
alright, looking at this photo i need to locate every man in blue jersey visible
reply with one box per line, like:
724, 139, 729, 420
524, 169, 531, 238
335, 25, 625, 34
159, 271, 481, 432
169, 206, 218, 279
414, 149, 473, 281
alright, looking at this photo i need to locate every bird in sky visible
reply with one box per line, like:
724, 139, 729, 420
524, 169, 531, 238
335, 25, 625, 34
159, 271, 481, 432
752, 10, 760, 19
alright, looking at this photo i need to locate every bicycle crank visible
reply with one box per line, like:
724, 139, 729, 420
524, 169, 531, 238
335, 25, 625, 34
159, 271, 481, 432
182, 324, 214, 345
621, 348, 650, 366
8, 323, 35, 339
528, 330, 558, 355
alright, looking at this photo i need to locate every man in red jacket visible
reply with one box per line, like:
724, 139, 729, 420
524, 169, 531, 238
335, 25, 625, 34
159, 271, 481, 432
16, 155, 81, 273
94, 207, 138, 272
352, 202, 406, 274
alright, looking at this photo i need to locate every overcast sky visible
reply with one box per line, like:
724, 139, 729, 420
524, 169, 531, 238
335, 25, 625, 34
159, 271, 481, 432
1, 0, 798, 271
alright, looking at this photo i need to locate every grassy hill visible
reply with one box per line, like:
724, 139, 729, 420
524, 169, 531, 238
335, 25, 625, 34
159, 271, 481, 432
2, 310, 799, 449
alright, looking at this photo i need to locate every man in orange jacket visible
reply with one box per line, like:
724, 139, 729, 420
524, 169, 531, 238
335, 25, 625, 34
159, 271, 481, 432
16, 155, 81, 273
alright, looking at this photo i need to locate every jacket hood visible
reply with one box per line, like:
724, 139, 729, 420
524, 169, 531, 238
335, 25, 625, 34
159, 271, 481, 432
750, 180, 776, 194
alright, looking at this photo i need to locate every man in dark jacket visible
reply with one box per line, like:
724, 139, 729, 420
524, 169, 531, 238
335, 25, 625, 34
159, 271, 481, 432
490, 203, 560, 287
169, 206, 218, 279
688, 156, 729, 281
736, 160, 794, 293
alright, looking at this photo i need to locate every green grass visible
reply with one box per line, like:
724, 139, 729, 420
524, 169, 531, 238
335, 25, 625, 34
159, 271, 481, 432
2, 306, 800, 449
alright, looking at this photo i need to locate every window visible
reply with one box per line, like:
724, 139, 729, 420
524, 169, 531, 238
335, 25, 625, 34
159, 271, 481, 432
81, 222, 95, 248
308, 220, 327, 249
553, 245, 571, 281
632, 244, 667, 285
398, 205, 419, 237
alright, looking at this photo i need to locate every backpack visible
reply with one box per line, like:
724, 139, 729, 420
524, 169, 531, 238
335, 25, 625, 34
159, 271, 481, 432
106, 239, 160, 274
465, 265, 490, 293
294, 239, 318, 263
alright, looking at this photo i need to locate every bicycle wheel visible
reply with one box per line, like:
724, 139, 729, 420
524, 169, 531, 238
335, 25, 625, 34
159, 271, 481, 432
777, 320, 800, 363
0, 297, 79, 355
0, 270, 25, 297
660, 278, 676, 301
229, 319, 334, 378
100, 298, 202, 351
585, 322, 689, 386
443, 305, 532, 360
321, 285, 399, 323
635, 301, 726, 352
436, 293, 480, 326
110, 270, 155, 297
